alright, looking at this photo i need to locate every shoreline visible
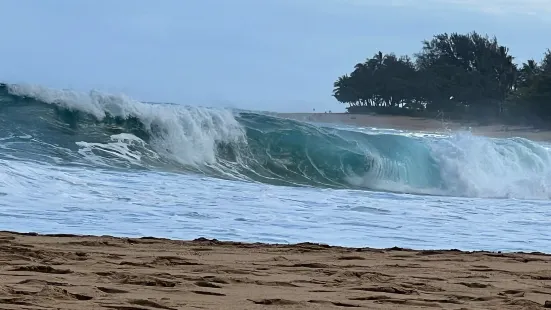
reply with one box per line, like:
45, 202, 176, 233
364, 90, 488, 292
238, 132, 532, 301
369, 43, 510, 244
279, 113, 551, 142
1, 231, 550, 309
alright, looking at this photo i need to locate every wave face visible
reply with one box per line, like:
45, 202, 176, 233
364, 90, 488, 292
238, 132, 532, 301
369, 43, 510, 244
1, 83, 550, 199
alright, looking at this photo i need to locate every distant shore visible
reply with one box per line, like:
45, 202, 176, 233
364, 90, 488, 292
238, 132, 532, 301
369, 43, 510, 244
279, 113, 551, 142
1, 231, 550, 309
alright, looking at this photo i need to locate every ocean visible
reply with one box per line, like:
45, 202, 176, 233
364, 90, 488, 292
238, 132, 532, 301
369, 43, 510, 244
1, 83, 550, 252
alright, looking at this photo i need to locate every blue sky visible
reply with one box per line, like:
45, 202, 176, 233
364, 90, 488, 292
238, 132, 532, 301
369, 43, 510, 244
0, 0, 550, 112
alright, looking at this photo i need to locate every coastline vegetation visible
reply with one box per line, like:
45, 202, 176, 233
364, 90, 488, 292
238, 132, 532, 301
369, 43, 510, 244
332, 31, 551, 126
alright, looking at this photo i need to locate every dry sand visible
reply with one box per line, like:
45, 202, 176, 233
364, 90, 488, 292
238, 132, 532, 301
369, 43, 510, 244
279, 113, 551, 142
1, 231, 551, 309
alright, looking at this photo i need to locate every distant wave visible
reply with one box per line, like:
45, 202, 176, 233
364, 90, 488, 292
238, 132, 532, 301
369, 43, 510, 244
1, 83, 550, 199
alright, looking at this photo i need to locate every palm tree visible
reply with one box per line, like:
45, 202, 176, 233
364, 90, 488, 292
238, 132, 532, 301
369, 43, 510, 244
517, 60, 540, 88
541, 49, 551, 73
333, 75, 359, 105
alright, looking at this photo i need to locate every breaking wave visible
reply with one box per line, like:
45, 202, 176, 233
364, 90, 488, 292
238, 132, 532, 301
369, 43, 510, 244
1, 83, 550, 199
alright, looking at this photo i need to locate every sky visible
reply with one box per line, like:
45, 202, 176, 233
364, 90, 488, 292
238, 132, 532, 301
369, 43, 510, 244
0, 0, 550, 113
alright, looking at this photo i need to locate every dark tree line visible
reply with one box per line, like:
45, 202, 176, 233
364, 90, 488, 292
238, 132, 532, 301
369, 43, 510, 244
333, 31, 551, 125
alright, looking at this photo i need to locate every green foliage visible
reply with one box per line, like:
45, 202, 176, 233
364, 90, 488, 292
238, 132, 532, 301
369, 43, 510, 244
333, 31, 551, 125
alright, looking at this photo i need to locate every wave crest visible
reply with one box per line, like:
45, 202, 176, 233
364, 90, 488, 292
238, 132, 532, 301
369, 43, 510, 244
2, 83, 246, 167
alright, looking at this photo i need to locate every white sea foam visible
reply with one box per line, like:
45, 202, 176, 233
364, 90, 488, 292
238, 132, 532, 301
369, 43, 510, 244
430, 133, 551, 199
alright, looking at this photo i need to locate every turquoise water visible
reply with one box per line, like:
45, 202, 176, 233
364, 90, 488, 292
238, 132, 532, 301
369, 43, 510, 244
1, 83, 550, 252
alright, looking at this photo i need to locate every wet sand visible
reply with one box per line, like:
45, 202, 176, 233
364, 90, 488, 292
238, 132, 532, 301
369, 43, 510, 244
279, 113, 551, 142
1, 231, 550, 309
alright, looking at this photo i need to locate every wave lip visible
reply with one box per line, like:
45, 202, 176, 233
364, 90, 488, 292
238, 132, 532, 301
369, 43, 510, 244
1, 83, 550, 199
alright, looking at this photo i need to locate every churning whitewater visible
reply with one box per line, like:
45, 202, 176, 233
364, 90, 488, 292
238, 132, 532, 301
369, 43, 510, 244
1, 83, 550, 199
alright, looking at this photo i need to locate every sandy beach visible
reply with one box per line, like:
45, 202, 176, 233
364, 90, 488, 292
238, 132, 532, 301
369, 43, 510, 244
1, 231, 550, 309
279, 113, 551, 142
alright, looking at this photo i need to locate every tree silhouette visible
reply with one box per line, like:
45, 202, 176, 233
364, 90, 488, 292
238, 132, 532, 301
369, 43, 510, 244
333, 31, 551, 126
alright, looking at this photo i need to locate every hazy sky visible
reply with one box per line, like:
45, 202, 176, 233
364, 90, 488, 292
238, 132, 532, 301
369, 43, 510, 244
1, 0, 550, 112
